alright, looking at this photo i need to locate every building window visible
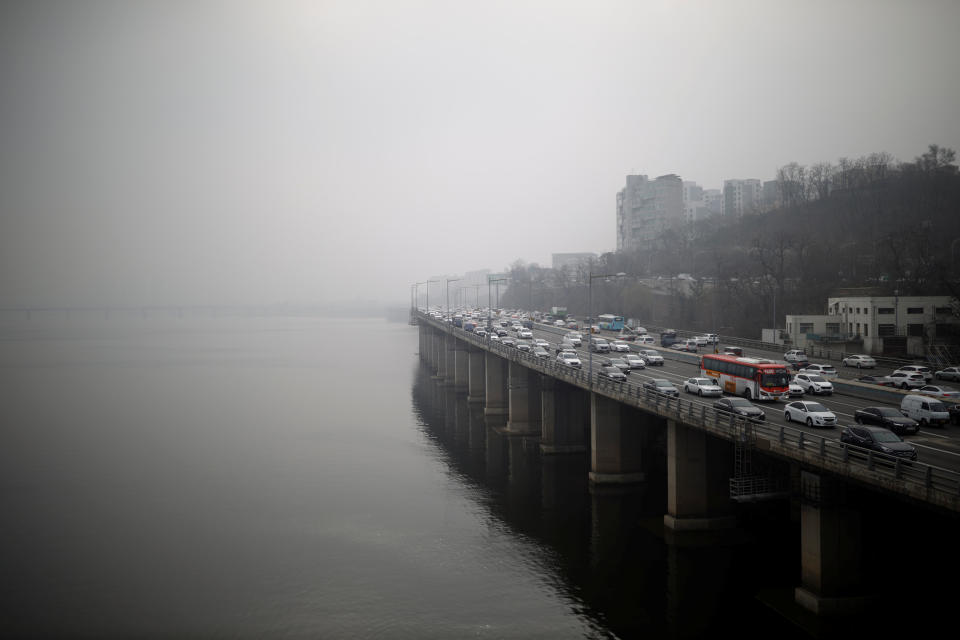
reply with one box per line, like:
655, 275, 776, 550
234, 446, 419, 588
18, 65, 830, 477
864, 324, 868, 337
825, 323, 840, 334
864, 308, 870, 316
799, 323, 814, 334
908, 324, 924, 337
856, 308, 860, 314
935, 307, 952, 315
907, 307, 924, 314
878, 324, 896, 336
856, 323, 861, 335
878, 308, 894, 315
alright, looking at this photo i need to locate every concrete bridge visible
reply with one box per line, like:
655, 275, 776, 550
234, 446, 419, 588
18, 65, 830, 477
415, 311, 960, 616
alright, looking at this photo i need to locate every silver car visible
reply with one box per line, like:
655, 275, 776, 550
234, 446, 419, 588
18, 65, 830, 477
683, 377, 722, 397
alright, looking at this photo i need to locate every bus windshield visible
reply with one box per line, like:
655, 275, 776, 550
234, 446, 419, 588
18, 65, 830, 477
761, 371, 789, 387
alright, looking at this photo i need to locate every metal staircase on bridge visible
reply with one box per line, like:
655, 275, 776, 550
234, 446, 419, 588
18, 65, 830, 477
729, 419, 789, 502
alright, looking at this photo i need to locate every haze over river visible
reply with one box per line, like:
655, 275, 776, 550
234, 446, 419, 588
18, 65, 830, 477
4, 312, 946, 638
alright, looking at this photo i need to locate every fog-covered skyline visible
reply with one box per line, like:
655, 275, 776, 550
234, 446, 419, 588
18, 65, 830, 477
2, 1, 959, 308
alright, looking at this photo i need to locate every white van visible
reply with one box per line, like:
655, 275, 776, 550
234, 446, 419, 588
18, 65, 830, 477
900, 394, 950, 427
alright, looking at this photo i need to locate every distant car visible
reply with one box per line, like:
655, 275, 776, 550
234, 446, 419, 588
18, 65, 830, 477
564, 333, 582, 347
532, 346, 550, 359
713, 397, 765, 420
684, 377, 722, 397
501, 337, 517, 347
567, 321, 579, 330
840, 425, 918, 461
784, 400, 837, 427
490, 334, 501, 342
887, 371, 927, 390
935, 367, 960, 382
602, 357, 632, 373
555, 340, 577, 354
797, 364, 838, 379
671, 342, 697, 352
722, 346, 743, 357
617, 331, 637, 342
915, 385, 960, 399
854, 406, 919, 435
643, 378, 679, 397
474, 328, 487, 337
637, 335, 656, 345
691, 336, 709, 346
894, 365, 933, 382
557, 351, 581, 368
518, 329, 533, 339
787, 377, 805, 397
611, 340, 631, 352
590, 338, 610, 353
554, 319, 566, 327
842, 354, 877, 369
515, 341, 531, 352
784, 350, 808, 363
703, 333, 719, 344
623, 354, 646, 370
598, 365, 627, 382
636, 349, 664, 365
855, 375, 897, 387
794, 373, 834, 395
533, 338, 550, 349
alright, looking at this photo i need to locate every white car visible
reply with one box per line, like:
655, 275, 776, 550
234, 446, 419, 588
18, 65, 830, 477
841, 354, 876, 369
623, 354, 646, 369
703, 333, 719, 344
894, 365, 933, 382
935, 367, 960, 382
637, 335, 656, 345
564, 333, 582, 347
797, 364, 838, 379
691, 336, 709, 346
794, 373, 834, 395
888, 371, 926, 389
915, 385, 960, 399
784, 350, 808, 363
784, 400, 838, 428
554, 319, 566, 327
787, 378, 805, 397
611, 340, 631, 352
557, 351, 581, 368
683, 377, 722, 397
533, 338, 550, 349
636, 349, 664, 365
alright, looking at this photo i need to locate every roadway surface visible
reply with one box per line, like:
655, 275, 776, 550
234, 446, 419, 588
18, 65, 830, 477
479, 318, 960, 472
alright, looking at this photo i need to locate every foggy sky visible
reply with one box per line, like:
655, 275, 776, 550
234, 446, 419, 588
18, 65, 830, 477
2, 0, 959, 308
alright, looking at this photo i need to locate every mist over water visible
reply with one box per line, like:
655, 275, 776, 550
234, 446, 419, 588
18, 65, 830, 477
0, 312, 819, 638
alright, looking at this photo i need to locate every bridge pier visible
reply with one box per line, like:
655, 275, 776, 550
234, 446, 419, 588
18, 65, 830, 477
504, 361, 541, 435
432, 330, 445, 378
540, 377, 588, 455
589, 393, 646, 485
794, 471, 870, 615
452, 338, 469, 392
484, 352, 508, 417
442, 335, 456, 386
664, 419, 736, 531
466, 347, 485, 403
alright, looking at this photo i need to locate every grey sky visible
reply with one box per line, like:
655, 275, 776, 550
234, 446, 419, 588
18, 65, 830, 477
2, 0, 958, 307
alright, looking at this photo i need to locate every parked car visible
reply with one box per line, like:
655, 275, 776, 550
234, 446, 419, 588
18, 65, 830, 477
623, 354, 646, 370
794, 373, 834, 395
842, 354, 877, 369
840, 426, 918, 461
787, 377, 805, 397
935, 366, 960, 382
684, 377, 722, 397
797, 364, 838, 379
713, 397, 766, 420
888, 371, 927, 390
611, 340, 631, 352
854, 406, 919, 435
532, 346, 550, 359
636, 349, 664, 365
894, 365, 933, 382
855, 375, 898, 387
784, 400, 837, 427
643, 378, 680, 397
915, 385, 960, 399
557, 351, 582, 368
784, 349, 808, 363
900, 394, 949, 428
598, 365, 627, 382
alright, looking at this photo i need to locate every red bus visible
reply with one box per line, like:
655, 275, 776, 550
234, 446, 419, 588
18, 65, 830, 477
700, 354, 790, 401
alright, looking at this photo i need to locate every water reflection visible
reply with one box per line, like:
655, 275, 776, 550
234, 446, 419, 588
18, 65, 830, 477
410, 363, 810, 639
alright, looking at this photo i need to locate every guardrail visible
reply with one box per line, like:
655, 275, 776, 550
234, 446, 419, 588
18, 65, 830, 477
419, 312, 960, 513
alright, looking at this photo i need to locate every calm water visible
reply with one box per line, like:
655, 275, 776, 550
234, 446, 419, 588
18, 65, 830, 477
1, 313, 813, 638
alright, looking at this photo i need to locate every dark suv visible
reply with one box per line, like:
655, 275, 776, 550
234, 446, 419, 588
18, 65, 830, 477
840, 425, 918, 461
854, 406, 919, 435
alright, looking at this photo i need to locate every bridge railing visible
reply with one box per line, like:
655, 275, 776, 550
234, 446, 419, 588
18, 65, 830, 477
420, 312, 960, 511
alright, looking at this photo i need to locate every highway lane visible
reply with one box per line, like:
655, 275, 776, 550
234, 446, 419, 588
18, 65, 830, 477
506, 320, 960, 471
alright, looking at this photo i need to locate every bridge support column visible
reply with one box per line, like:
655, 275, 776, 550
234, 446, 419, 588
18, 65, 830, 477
467, 347, 485, 403
484, 352, 508, 417
452, 339, 469, 392
432, 331, 445, 377
504, 361, 541, 435
664, 419, 736, 531
589, 393, 645, 484
541, 378, 588, 454
795, 471, 869, 615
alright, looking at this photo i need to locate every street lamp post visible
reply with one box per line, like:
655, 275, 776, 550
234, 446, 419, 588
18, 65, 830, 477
425, 279, 439, 313
488, 276, 508, 331
445, 277, 461, 318
587, 271, 626, 388
414, 281, 427, 311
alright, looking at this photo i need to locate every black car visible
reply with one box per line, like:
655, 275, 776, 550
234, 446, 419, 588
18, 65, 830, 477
854, 406, 919, 435
598, 365, 627, 382
840, 425, 918, 461
950, 403, 960, 425
713, 397, 766, 421
643, 378, 679, 397
855, 375, 897, 388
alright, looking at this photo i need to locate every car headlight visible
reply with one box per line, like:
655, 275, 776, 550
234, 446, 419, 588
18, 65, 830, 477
879, 445, 893, 453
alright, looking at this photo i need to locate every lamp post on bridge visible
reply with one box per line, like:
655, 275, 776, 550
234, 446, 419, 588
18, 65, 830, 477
587, 270, 627, 389
445, 277, 461, 319
425, 279, 439, 314
414, 281, 427, 312
487, 275, 508, 331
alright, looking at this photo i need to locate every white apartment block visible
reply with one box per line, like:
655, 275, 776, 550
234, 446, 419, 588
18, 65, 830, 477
616, 174, 683, 251
722, 179, 763, 218
682, 181, 709, 223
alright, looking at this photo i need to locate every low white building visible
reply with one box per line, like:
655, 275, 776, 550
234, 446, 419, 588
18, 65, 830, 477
785, 295, 959, 356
